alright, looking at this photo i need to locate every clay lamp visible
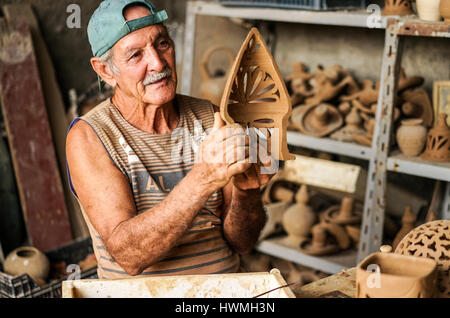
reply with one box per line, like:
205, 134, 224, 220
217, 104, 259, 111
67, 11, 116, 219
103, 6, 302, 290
323, 196, 362, 225
421, 113, 450, 162
340, 80, 379, 107
397, 68, 424, 93
401, 89, 434, 127
330, 107, 366, 142
291, 103, 343, 137
298, 224, 340, 256
306, 74, 354, 106
382, 0, 414, 16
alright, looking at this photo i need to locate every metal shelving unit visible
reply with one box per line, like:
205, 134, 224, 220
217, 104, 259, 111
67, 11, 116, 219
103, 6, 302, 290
181, 1, 450, 274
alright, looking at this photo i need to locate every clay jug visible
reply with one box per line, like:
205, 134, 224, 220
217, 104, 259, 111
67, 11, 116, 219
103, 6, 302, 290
416, 0, 442, 22
200, 46, 234, 106
440, 0, 450, 23
396, 119, 427, 156
282, 185, 317, 245
4, 246, 50, 285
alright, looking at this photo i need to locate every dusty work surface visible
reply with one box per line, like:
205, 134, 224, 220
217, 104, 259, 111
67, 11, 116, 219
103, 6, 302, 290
293, 268, 356, 298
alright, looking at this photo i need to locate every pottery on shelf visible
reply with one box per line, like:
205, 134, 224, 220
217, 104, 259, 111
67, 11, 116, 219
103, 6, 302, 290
396, 118, 428, 157
340, 80, 379, 107
382, 0, 414, 16
440, 0, 450, 24
345, 225, 361, 247
290, 103, 343, 137
3, 246, 50, 284
421, 113, 450, 162
395, 220, 450, 298
401, 88, 434, 127
356, 252, 438, 298
287, 62, 314, 106
398, 69, 424, 93
320, 222, 351, 250
392, 206, 417, 250
281, 185, 317, 246
200, 45, 235, 106
416, 0, 443, 22
259, 201, 291, 241
330, 107, 366, 142
323, 197, 362, 225
298, 224, 340, 256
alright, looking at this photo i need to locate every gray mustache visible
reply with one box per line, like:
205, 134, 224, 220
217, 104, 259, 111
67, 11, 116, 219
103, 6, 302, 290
143, 67, 172, 85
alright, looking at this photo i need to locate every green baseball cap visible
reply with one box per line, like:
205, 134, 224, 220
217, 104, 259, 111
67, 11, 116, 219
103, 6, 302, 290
87, 0, 168, 57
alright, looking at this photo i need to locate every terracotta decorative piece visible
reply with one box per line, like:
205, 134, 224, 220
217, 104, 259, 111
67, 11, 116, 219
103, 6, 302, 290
323, 197, 361, 225
395, 220, 450, 298
330, 107, 366, 142
306, 75, 355, 107
392, 206, 417, 250
340, 80, 379, 107
220, 27, 295, 161
259, 201, 291, 241
421, 113, 450, 162
396, 119, 428, 157
398, 69, 424, 92
401, 88, 433, 127
290, 103, 343, 137
356, 252, 438, 298
320, 222, 351, 250
416, 0, 443, 22
382, 0, 414, 16
286, 62, 314, 106
4, 246, 50, 284
440, 0, 450, 24
298, 224, 340, 256
200, 46, 235, 106
282, 185, 317, 245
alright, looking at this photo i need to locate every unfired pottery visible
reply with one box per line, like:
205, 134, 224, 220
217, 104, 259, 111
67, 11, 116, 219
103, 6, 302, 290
220, 27, 295, 161
395, 220, 450, 298
259, 201, 291, 241
290, 103, 343, 137
416, 0, 443, 22
356, 252, 438, 298
440, 0, 450, 23
298, 224, 340, 256
4, 246, 50, 284
392, 206, 417, 250
401, 88, 433, 127
398, 69, 424, 92
323, 197, 362, 225
340, 80, 379, 107
281, 185, 317, 245
396, 119, 427, 157
200, 46, 235, 106
320, 222, 351, 250
345, 225, 361, 247
382, 0, 414, 16
421, 113, 450, 162
330, 107, 366, 142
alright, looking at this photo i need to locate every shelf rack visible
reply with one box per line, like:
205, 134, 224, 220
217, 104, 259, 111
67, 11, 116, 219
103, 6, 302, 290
181, 1, 450, 274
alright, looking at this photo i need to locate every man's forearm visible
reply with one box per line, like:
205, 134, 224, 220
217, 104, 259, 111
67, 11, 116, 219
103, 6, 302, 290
223, 186, 267, 254
105, 166, 213, 275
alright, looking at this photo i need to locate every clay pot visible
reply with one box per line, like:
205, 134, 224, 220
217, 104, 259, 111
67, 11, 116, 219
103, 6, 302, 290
392, 206, 416, 250
383, 0, 414, 16
396, 119, 427, 157
416, 0, 442, 22
3, 246, 50, 283
421, 113, 450, 162
282, 185, 317, 245
330, 107, 366, 142
440, 0, 450, 24
395, 220, 450, 298
323, 196, 362, 225
356, 252, 438, 298
298, 224, 340, 256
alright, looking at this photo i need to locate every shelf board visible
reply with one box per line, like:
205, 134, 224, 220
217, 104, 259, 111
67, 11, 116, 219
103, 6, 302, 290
193, 1, 387, 29
394, 19, 450, 38
387, 151, 450, 182
287, 130, 373, 160
255, 237, 358, 274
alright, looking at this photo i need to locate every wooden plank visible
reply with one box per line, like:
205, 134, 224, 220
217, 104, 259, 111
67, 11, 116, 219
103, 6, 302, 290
0, 19, 72, 251
3, 4, 89, 239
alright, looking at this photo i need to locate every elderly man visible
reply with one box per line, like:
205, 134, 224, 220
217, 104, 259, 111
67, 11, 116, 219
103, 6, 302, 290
66, 0, 271, 279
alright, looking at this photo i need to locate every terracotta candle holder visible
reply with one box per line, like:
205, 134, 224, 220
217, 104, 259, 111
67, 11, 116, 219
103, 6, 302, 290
323, 196, 362, 225
356, 252, 438, 298
421, 113, 450, 162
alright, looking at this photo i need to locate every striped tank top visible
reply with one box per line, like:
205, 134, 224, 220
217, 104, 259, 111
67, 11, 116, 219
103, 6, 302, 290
67, 94, 240, 279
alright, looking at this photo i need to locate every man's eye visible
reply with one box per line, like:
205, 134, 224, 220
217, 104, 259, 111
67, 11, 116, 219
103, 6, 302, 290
130, 52, 140, 59
158, 40, 170, 48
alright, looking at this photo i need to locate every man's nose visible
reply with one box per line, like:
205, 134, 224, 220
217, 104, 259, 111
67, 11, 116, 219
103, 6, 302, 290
144, 46, 166, 72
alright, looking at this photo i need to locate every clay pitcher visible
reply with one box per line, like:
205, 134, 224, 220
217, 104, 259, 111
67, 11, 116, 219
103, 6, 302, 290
396, 119, 427, 156
282, 185, 317, 246
416, 0, 442, 22
200, 46, 234, 106
440, 0, 450, 24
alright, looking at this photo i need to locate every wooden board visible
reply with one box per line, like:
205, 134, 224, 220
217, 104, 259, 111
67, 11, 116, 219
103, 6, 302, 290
0, 19, 72, 251
3, 4, 89, 239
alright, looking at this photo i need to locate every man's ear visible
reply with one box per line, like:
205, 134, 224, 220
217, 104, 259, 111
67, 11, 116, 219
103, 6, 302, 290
90, 57, 117, 87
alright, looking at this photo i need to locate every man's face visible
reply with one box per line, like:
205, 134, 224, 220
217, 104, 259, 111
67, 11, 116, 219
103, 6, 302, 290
110, 6, 177, 106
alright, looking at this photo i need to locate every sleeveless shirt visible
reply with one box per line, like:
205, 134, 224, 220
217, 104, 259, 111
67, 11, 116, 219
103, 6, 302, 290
67, 94, 240, 279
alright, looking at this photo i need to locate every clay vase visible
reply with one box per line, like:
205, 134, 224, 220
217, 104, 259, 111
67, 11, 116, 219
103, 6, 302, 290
421, 113, 450, 162
3, 246, 50, 285
395, 220, 450, 298
440, 0, 450, 23
281, 185, 317, 246
200, 46, 234, 106
383, 0, 414, 16
396, 119, 427, 157
392, 206, 416, 250
356, 252, 438, 298
416, 0, 442, 22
